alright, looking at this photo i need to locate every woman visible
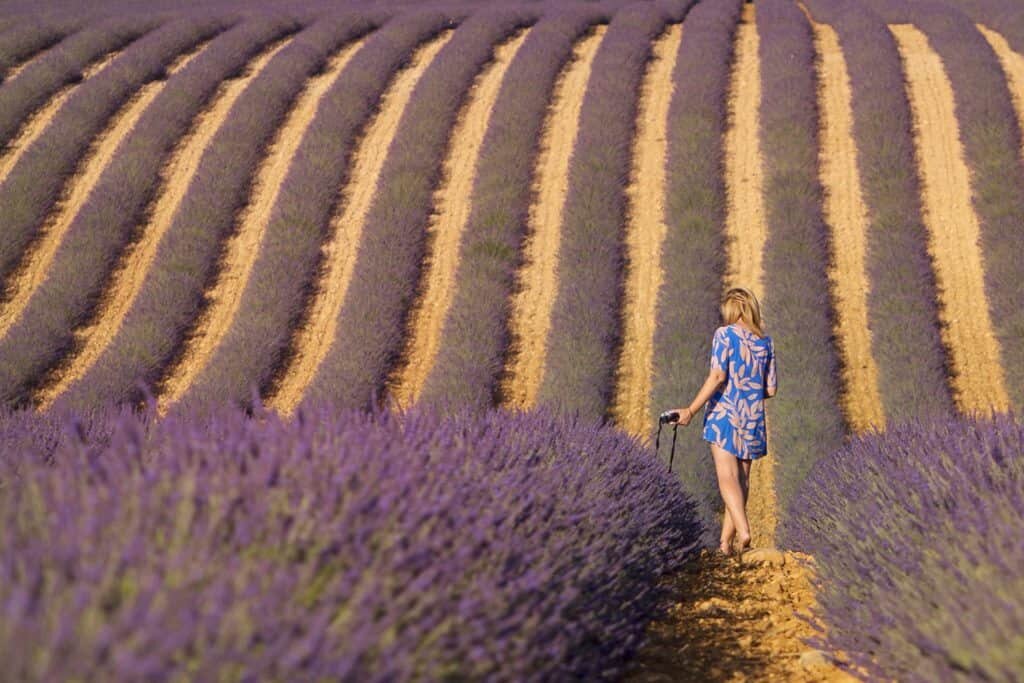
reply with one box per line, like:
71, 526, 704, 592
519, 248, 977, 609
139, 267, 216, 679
670, 287, 776, 555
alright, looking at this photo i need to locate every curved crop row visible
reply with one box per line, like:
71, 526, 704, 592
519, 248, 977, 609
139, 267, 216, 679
945, 0, 1024, 52
0, 18, 228, 408
388, 28, 533, 410
416, 11, 604, 412
756, 0, 845, 518
0, 19, 68, 84
503, 27, 607, 412
1, 41, 211, 375
883, 1, 1024, 413
0, 405, 701, 681
253, 24, 458, 413
613, 21, 684, 438
0, 44, 125, 192
537, 2, 696, 422
788, 417, 1024, 682
82, 13, 446, 415
808, 16, 885, 433
43, 19, 342, 413
0, 17, 154, 154
649, 0, 743, 546
131, 18, 384, 412
280, 12, 538, 413
890, 22, 1010, 415
801, 0, 955, 424
0, 18, 164, 285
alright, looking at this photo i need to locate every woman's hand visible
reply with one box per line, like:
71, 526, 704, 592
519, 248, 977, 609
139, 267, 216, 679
676, 407, 694, 426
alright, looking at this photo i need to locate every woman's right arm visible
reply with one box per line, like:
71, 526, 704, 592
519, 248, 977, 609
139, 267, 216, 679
676, 369, 727, 424
765, 338, 777, 398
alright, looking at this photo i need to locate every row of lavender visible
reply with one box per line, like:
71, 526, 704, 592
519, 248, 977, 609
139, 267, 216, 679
2, 2, 674, 415
755, 0, 849, 515
859, 0, 1024, 410
0, 16, 243, 407
0, 405, 702, 680
789, 416, 1024, 682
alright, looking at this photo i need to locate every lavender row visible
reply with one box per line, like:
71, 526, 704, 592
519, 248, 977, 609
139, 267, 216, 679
862, 0, 1024, 411
0, 405, 703, 680
0, 18, 69, 84
175, 12, 464, 410
300, 10, 533, 411
58, 16, 396, 411
417, 11, 602, 411
59, 18, 376, 413
0, 18, 154, 152
755, 0, 846, 516
801, 0, 956, 423
536, 3, 695, 421
650, 0, 743, 545
0, 16, 163, 282
0, 18, 229, 408
788, 416, 1024, 681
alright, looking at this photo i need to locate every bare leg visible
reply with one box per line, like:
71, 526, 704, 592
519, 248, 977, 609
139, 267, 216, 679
712, 445, 751, 552
720, 459, 753, 552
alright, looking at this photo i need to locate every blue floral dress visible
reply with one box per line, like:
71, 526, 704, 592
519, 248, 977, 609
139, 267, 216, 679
702, 324, 777, 460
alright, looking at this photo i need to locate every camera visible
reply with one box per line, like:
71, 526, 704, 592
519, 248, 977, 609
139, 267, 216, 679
659, 410, 680, 425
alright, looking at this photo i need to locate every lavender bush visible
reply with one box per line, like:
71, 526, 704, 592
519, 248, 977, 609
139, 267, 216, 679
756, 0, 846, 514
417, 10, 602, 411
861, 0, 1024, 412
802, 0, 956, 422
0, 405, 702, 680
0, 17, 232, 408
0, 17, 155, 152
788, 416, 1024, 682
299, 11, 539, 411
537, 2, 697, 421
649, 0, 742, 545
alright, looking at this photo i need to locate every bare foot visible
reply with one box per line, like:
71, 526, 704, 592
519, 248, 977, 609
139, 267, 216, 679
738, 534, 752, 552
718, 541, 733, 556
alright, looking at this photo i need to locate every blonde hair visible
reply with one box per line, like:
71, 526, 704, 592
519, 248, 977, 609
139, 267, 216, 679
721, 287, 765, 337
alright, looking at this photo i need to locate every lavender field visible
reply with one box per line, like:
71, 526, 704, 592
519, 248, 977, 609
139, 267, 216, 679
1, 0, 1023, 679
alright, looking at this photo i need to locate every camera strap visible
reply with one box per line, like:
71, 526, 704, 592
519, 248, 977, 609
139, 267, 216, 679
654, 421, 679, 471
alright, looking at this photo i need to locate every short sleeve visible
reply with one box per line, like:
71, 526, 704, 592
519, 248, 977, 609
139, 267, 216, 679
766, 338, 777, 394
710, 327, 729, 373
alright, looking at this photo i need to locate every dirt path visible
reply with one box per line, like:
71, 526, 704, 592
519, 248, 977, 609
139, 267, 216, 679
978, 25, 1024, 161
42, 38, 348, 409
0, 50, 121, 191
723, 4, 775, 549
502, 27, 606, 411
628, 550, 857, 682
891, 24, 1010, 416
612, 24, 683, 438
811, 22, 885, 433
389, 30, 530, 411
0, 47, 201, 342
268, 32, 454, 416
